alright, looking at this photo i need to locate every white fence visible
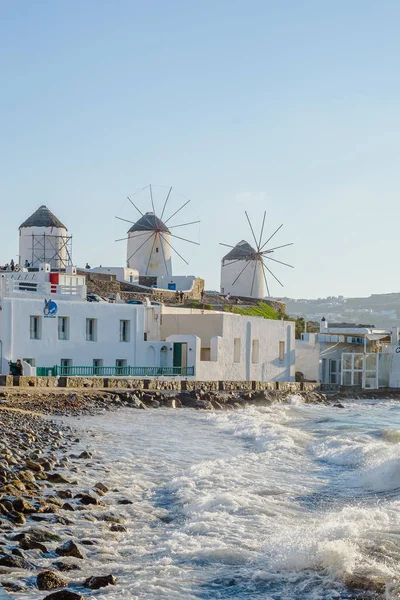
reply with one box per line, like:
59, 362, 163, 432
1, 279, 87, 301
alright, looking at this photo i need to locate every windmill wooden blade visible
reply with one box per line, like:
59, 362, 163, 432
250, 260, 258, 296
264, 255, 294, 269
127, 232, 154, 263
259, 224, 283, 251
159, 233, 189, 265
245, 211, 260, 250
145, 232, 158, 275
164, 200, 190, 224
262, 260, 284, 287
160, 186, 172, 221
231, 260, 251, 286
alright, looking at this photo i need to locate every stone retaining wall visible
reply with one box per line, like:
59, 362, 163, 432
0, 376, 321, 393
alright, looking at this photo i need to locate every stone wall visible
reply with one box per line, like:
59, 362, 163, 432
78, 271, 121, 298
120, 278, 205, 302
0, 377, 321, 392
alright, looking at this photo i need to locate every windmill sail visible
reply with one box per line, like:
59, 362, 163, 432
220, 212, 293, 298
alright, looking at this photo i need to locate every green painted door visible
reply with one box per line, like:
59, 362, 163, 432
173, 343, 183, 367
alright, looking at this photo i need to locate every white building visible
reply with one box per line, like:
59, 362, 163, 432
127, 213, 172, 276
161, 307, 295, 382
0, 264, 294, 382
296, 317, 396, 388
220, 240, 264, 299
19, 205, 71, 271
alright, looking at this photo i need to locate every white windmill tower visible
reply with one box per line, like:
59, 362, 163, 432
19, 205, 72, 270
115, 185, 200, 277
220, 211, 293, 298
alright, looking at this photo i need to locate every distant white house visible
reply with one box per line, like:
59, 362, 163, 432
296, 317, 397, 388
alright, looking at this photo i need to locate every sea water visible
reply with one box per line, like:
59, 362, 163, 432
13, 398, 400, 598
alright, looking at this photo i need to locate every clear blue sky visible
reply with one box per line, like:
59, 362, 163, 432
1, 0, 399, 299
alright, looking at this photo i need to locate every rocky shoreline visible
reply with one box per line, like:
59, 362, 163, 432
0, 388, 394, 598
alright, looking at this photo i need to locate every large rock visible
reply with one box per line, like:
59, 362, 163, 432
93, 482, 109, 494
12, 527, 61, 543
55, 540, 84, 559
74, 493, 100, 506
12, 497, 36, 514
344, 573, 386, 594
25, 460, 44, 472
37, 570, 68, 590
19, 536, 48, 552
0, 554, 35, 569
42, 592, 87, 600
84, 574, 117, 589
47, 473, 71, 484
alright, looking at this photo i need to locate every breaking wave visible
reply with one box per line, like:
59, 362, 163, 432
13, 398, 400, 599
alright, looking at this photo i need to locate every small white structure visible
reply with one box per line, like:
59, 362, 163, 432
161, 307, 294, 381
127, 213, 172, 276
19, 205, 71, 271
220, 240, 264, 298
155, 275, 196, 292
296, 318, 395, 388
87, 267, 139, 284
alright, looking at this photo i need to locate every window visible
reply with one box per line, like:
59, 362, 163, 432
120, 320, 130, 342
156, 247, 159, 253
23, 358, 35, 367
144, 332, 148, 341
86, 318, 97, 341
279, 341, 285, 362
201, 348, 211, 361
30, 316, 41, 340
116, 359, 127, 375
252, 339, 259, 364
93, 359, 103, 375
234, 338, 241, 363
58, 317, 69, 340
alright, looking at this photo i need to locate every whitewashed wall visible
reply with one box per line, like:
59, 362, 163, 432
295, 339, 320, 381
220, 258, 264, 298
127, 231, 172, 276
163, 309, 295, 381
156, 275, 196, 291
0, 297, 163, 371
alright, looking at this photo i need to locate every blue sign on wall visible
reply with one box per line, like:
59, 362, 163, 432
44, 299, 58, 318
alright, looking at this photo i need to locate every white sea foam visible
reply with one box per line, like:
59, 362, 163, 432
12, 401, 400, 600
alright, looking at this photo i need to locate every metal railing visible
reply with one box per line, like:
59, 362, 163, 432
5, 280, 86, 300
36, 365, 194, 377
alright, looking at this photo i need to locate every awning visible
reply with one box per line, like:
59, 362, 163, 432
366, 333, 391, 341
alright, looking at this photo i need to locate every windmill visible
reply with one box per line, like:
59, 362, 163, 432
115, 185, 200, 277
220, 211, 293, 298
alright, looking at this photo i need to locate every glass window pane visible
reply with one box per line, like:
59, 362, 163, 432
366, 354, 376, 371
354, 355, 363, 370
343, 372, 352, 385
343, 355, 352, 370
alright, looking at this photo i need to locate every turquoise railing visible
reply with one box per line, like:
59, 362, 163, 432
36, 365, 194, 377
